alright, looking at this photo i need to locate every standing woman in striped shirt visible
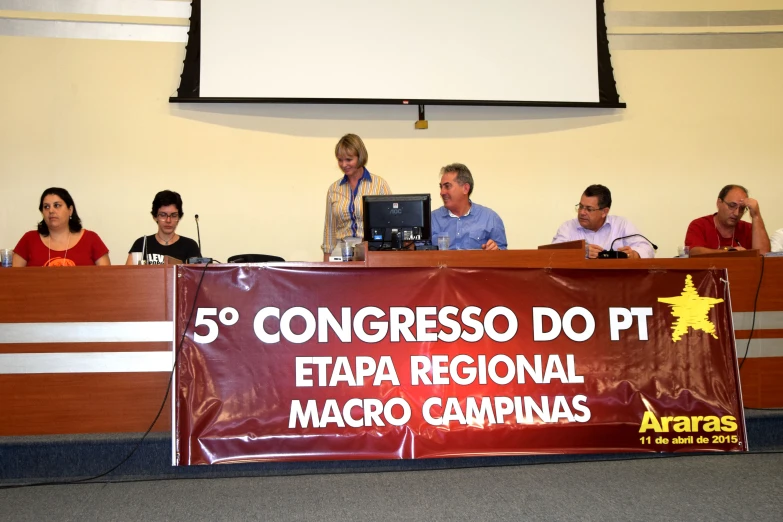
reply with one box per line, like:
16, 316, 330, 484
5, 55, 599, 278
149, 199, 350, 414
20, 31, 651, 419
322, 134, 392, 259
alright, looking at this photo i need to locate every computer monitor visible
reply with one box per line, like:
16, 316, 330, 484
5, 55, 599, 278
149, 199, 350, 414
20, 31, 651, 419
362, 194, 432, 250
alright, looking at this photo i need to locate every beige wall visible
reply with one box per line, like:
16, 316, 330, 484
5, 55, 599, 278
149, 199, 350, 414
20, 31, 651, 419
1, 1, 782, 262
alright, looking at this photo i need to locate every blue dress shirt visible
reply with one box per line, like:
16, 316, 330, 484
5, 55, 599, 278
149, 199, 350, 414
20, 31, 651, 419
431, 202, 507, 250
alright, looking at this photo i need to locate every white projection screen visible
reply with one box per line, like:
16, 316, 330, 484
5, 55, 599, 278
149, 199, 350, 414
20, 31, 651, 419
175, 0, 622, 107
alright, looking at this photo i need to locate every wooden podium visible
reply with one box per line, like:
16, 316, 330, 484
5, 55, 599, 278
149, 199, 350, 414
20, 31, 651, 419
0, 266, 175, 436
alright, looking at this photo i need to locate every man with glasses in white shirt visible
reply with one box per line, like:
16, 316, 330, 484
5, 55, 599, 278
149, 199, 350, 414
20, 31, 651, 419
552, 184, 655, 259
684, 184, 770, 256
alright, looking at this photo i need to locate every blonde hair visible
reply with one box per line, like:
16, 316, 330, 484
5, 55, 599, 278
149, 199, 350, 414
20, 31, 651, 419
334, 134, 368, 168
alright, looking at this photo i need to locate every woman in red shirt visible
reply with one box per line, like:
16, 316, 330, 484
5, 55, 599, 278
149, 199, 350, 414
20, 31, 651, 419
12, 187, 110, 267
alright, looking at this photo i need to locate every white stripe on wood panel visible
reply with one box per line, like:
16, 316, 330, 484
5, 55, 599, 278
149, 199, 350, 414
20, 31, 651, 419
0, 351, 173, 373
0, 321, 174, 343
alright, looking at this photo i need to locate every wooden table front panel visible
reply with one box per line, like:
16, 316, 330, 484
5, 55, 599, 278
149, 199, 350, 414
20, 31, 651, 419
0, 266, 175, 436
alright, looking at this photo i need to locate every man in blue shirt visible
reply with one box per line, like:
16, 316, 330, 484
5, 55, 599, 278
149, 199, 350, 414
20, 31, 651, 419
431, 163, 507, 250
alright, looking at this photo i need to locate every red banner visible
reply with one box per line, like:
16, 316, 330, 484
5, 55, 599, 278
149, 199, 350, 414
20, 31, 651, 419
175, 266, 747, 465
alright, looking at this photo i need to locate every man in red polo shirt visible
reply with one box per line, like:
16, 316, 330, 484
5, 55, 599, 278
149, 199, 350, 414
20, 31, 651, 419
685, 184, 770, 256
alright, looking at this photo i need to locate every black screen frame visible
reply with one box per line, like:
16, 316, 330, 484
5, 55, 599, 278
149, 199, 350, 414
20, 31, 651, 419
170, 0, 625, 109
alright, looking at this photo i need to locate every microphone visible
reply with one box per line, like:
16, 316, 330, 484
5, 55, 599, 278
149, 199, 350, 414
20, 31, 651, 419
598, 234, 658, 259
195, 214, 202, 256
186, 213, 213, 264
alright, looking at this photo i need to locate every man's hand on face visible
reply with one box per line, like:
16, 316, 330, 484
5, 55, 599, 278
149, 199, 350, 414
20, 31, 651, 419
740, 197, 760, 219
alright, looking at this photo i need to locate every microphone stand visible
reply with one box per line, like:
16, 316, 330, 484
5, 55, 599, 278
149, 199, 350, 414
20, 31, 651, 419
195, 214, 202, 256
140, 235, 147, 265
187, 214, 213, 264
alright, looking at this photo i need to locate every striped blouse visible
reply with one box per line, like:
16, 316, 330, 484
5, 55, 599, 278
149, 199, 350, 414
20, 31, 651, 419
322, 168, 391, 254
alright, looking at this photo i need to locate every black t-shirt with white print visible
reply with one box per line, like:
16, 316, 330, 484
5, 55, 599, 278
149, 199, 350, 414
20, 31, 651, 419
128, 235, 201, 264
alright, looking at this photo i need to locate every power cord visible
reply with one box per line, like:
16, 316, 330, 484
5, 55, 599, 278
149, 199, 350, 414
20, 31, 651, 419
738, 255, 765, 372
736, 256, 781, 411
0, 262, 213, 490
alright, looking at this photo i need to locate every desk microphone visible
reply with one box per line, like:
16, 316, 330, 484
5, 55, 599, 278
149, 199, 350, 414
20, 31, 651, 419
187, 213, 213, 264
195, 214, 202, 256
598, 234, 658, 259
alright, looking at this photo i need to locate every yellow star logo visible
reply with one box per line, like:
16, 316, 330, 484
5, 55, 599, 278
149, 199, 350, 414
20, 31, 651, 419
657, 275, 724, 342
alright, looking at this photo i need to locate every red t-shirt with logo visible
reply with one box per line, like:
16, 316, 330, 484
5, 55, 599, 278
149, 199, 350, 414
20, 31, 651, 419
14, 230, 109, 266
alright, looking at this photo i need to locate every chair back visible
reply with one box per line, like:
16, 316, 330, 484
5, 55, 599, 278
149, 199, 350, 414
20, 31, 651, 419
227, 254, 285, 263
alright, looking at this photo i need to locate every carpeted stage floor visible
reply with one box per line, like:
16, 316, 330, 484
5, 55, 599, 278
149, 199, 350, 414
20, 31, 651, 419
1, 452, 782, 521
1, 409, 781, 520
